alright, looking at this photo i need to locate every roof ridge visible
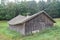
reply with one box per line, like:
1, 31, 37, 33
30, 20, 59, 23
8, 10, 55, 25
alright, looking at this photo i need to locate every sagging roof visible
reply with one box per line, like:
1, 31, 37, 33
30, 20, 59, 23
8, 11, 55, 25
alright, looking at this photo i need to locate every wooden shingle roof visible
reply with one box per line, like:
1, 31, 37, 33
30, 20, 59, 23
8, 11, 55, 25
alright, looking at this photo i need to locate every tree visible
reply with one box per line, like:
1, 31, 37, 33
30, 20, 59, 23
5, 2, 17, 20
1, 0, 8, 5
27, 1, 38, 15
38, 1, 46, 11
45, 1, 60, 18
0, 0, 60, 20
0, 4, 7, 20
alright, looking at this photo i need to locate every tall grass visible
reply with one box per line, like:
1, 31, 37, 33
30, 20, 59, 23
0, 18, 60, 40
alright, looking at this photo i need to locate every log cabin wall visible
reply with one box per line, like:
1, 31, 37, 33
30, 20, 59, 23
25, 13, 54, 35
9, 24, 25, 35
40, 13, 54, 27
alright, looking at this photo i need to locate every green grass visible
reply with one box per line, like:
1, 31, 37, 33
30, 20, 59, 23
0, 18, 60, 40
0, 21, 22, 40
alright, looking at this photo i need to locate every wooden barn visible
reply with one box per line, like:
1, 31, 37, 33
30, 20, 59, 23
8, 11, 55, 35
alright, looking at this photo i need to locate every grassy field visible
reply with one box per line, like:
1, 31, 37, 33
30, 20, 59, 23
0, 18, 60, 40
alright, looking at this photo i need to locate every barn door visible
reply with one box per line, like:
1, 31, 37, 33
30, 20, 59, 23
40, 22, 45, 30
